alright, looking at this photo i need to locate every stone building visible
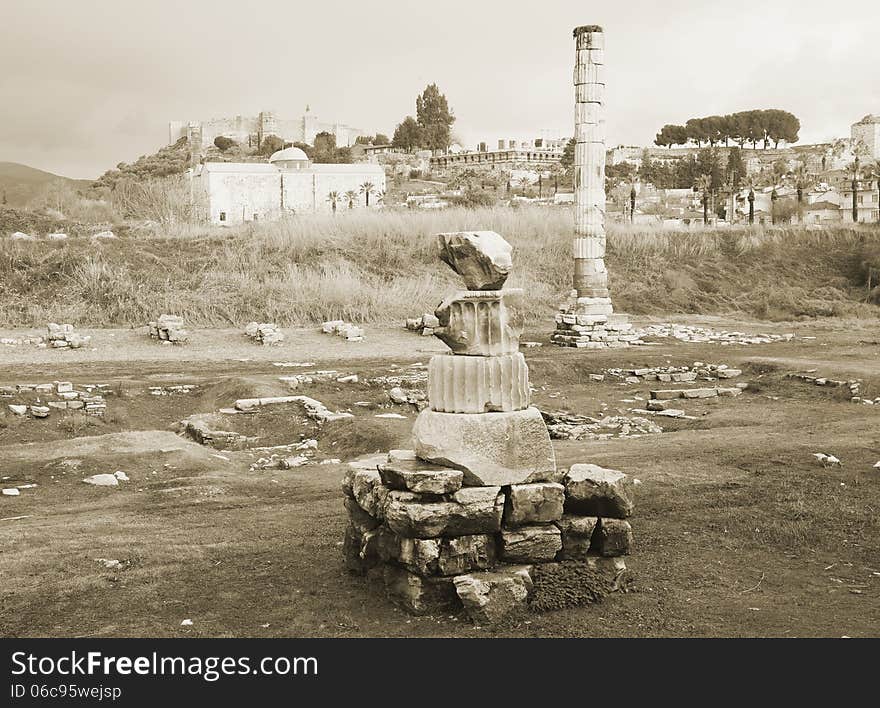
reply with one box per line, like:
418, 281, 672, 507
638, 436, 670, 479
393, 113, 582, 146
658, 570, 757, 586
169, 108, 366, 153
192, 147, 386, 224
851, 115, 880, 158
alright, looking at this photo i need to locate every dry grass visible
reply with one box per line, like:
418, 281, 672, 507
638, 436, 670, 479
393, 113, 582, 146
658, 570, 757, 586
1, 205, 879, 326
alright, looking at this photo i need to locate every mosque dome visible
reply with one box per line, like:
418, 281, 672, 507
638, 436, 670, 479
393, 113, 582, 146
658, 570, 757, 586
269, 146, 311, 169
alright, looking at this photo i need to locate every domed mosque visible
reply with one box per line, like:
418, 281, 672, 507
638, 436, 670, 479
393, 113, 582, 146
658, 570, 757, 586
193, 142, 385, 224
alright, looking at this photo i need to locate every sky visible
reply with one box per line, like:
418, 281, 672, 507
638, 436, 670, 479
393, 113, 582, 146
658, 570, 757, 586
2, 0, 878, 179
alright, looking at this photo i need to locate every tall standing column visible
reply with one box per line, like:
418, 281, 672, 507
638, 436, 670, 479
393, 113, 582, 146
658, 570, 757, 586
552, 26, 639, 348
572, 24, 609, 308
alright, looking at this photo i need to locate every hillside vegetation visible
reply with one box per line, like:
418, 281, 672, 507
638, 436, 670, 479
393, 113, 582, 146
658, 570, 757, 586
0, 162, 90, 207
0, 206, 878, 327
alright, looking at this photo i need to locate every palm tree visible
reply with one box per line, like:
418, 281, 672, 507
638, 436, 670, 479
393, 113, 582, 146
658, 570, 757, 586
695, 174, 712, 225
345, 190, 358, 209
327, 190, 341, 214
517, 175, 531, 196
851, 157, 860, 224
359, 182, 376, 207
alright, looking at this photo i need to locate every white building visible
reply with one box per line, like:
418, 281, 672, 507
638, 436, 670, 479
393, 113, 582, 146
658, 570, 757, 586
193, 147, 386, 224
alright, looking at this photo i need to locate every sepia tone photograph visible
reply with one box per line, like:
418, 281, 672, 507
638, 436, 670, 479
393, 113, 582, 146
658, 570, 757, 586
1, 0, 878, 646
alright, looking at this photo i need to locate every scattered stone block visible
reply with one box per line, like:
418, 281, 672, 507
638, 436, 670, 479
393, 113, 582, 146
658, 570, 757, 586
244, 322, 284, 346
149, 315, 189, 344
82, 474, 119, 487
564, 464, 634, 518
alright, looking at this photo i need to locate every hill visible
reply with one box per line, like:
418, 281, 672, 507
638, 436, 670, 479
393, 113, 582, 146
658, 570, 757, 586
0, 162, 91, 206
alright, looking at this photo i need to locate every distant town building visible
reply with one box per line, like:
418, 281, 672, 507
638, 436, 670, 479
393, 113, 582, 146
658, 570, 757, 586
851, 115, 880, 158
170, 108, 367, 153
192, 147, 385, 224
430, 137, 565, 170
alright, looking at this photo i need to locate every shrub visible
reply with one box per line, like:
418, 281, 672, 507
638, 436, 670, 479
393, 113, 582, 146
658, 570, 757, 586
213, 136, 237, 152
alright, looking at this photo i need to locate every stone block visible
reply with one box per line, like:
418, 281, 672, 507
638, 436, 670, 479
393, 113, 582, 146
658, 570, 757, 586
428, 352, 530, 413
681, 387, 719, 399
564, 464, 634, 518
342, 464, 388, 519
556, 514, 600, 559
384, 487, 504, 538
378, 449, 463, 494
383, 565, 459, 615
503, 482, 565, 526
412, 407, 557, 487
343, 496, 381, 536
593, 518, 633, 556
650, 389, 683, 400
453, 565, 533, 624
377, 532, 498, 576
500, 525, 562, 563
437, 231, 513, 290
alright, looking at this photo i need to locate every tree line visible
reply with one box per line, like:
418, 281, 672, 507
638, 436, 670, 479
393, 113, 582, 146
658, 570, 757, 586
655, 110, 800, 150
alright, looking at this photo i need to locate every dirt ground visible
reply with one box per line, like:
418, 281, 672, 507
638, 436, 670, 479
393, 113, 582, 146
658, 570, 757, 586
1, 316, 878, 638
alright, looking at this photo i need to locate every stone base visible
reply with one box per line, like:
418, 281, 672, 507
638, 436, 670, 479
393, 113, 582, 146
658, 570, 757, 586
551, 309, 642, 349
411, 407, 557, 486
343, 453, 636, 624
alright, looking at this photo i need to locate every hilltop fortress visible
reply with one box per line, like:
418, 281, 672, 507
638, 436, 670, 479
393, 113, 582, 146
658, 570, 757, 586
169, 108, 367, 153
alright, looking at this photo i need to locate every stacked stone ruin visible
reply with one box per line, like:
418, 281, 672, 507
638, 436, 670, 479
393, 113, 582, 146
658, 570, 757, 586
46, 323, 91, 349
404, 313, 440, 337
343, 231, 635, 623
322, 320, 364, 341
148, 314, 189, 344
552, 25, 637, 348
244, 321, 284, 346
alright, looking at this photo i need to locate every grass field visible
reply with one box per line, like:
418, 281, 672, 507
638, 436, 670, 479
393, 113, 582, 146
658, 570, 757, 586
2, 206, 879, 327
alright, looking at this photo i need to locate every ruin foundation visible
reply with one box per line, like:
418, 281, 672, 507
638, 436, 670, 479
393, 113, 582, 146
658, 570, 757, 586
342, 230, 637, 623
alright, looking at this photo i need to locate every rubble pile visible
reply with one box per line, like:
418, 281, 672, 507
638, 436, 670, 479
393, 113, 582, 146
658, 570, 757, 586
649, 385, 746, 400
148, 385, 197, 396
233, 395, 353, 423
46, 323, 91, 349
404, 313, 440, 337
148, 315, 189, 344
321, 320, 364, 342
632, 324, 795, 345
278, 370, 355, 389
245, 322, 284, 346
541, 410, 663, 440
2, 381, 108, 418
593, 363, 742, 384
249, 439, 319, 471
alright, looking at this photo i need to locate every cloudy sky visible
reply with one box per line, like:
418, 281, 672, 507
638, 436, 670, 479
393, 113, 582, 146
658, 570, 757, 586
2, 0, 878, 178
